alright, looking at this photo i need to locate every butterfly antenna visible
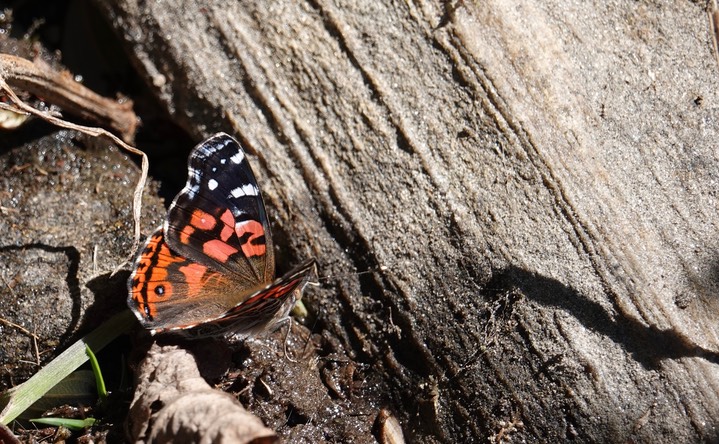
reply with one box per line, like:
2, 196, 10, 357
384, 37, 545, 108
314, 265, 389, 284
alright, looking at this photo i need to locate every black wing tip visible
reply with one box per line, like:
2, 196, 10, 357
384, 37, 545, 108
191, 132, 246, 161
204, 132, 240, 149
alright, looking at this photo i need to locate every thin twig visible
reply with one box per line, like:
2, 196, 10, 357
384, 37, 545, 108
0, 317, 41, 367
0, 274, 16, 297
0, 317, 31, 337
0, 275, 41, 365
31, 326, 40, 366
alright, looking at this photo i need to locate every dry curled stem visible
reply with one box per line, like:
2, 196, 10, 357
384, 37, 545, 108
0, 54, 137, 141
127, 344, 278, 444
0, 57, 147, 248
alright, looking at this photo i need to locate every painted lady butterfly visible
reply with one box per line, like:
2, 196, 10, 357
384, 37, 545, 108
127, 133, 315, 338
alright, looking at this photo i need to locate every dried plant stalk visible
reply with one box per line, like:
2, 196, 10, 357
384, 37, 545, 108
0, 54, 138, 142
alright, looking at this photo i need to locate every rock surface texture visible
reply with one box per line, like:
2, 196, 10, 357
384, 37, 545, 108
33, 0, 719, 441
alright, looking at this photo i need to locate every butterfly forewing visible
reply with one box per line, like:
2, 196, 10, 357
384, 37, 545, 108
165, 133, 274, 285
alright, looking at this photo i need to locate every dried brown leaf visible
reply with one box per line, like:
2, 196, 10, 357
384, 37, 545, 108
127, 344, 277, 444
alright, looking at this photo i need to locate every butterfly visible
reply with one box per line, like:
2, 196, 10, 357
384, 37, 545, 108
127, 133, 315, 338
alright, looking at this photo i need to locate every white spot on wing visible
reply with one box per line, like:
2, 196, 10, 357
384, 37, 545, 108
185, 184, 199, 198
208, 179, 218, 190
230, 183, 258, 198
184, 169, 202, 198
230, 151, 244, 164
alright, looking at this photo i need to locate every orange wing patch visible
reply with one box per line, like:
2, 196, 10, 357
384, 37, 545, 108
219, 209, 236, 241
202, 239, 238, 263
180, 209, 218, 244
235, 220, 266, 257
130, 233, 185, 320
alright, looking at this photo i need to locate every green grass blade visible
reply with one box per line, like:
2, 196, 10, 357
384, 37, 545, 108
22, 370, 96, 419
85, 345, 107, 401
0, 310, 136, 424
30, 416, 96, 430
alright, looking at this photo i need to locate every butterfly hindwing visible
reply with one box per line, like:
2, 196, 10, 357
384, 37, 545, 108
127, 228, 270, 332
187, 258, 316, 338
164, 133, 274, 286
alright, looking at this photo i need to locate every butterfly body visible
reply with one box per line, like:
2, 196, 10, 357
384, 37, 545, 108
128, 133, 314, 337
